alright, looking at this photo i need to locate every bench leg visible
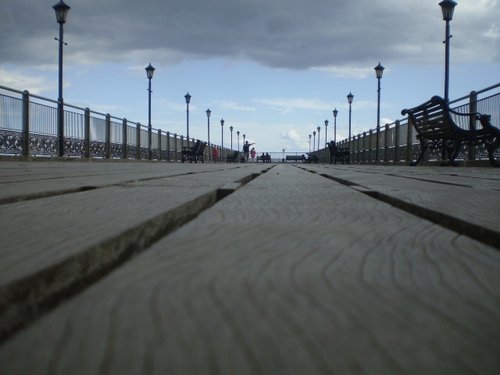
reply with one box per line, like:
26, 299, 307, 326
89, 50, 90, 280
443, 139, 461, 166
411, 140, 428, 166
486, 138, 500, 167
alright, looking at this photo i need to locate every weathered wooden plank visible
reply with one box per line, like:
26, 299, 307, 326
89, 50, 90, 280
1, 164, 498, 374
304, 164, 500, 248
0, 161, 243, 203
0, 164, 270, 341
314, 164, 500, 191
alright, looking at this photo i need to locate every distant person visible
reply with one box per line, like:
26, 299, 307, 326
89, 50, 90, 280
242, 141, 255, 162
250, 147, 256, 162
212, 147, 219, 162
265, 152, 271, 163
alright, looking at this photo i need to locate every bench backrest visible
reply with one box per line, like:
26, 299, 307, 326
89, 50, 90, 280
196, 142, 206, 155
401, 96, 456, 139
190, 140, 202, 152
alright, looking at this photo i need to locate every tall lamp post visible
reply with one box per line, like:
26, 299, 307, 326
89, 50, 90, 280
309, 134, 311, 153
220, 119, 224, 159
333, 108, 338, 143
53, 0, 70, 157
324, 120, 329, 147
145, 63, 155, 160
375, 62, 384, 162
317, 126, 321, 152
439, 0, 457, 101
237, 131, 240, 152
347, 92, 354, 164
243, 134, 246, 146
206, 108, 211, 160
184, 92, 191, 142
313, 131, 316, 152
229, 126, 234, 150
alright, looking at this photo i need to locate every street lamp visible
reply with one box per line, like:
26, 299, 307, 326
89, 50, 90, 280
220, 118, 224, 159
184, 92, 191, 142
313, 131, 316, 152
439, 0, 457, 101
333, 108, 338, 143
237, 130, 240, 152
229, 126, 234, 150
53, 0, 70, 157
324, 120, 329, 147
347, 92, 354, 164
309, 134, 312, 153
145, 63, 155, 160
206, 108, 211, 160
243, 134, 246, 145
375, 62, 384, 162
317, 126, 321, 151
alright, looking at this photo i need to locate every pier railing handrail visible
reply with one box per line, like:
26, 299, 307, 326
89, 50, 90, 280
0, 84, 233, 161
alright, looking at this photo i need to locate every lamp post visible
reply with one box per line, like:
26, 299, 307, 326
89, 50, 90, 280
313, 131, 316, 152
184, 92, 191, 142
206, 108, 211, 160
53, 0, 70, 157
145, 63, 155, 160
317, 126, 321, 152
237, 131, 240, 152
229, 126, 234, 150
375, 62, 384, 162
220, 118, 224, 159
333, 108, 338, 143
324, 120, 329, 147
347, 92, 354, 164
439, 0, 457, 101
243, 134, 246, 146
308, 134, 311, 153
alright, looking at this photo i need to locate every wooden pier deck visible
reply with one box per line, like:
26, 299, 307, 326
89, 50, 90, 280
0, 160, 499, 374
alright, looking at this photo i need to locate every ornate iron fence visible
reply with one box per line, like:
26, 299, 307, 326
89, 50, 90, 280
312, 83, 500, 164
0, 85, 230, 161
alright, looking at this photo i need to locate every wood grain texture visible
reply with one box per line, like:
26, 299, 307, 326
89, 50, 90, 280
0, 163, 269, 341
0, 161, 245, 203
1, 164, 499, 374
304, 164, 500, 240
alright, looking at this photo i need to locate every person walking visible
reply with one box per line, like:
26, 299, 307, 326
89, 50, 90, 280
242, 141, 255, 162
250, 147, 256, 162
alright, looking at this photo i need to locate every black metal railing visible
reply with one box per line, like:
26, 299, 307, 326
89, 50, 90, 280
0, 85, 233, 161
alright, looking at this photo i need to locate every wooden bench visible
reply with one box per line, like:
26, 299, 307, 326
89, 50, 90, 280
226, 151, 238, 163
285, 154, 305, 162
181, 140, 206, 163
327, 141, 349, 164
401, 95, 499, 166
305, 153, 318, 163
258, 154, 272, 163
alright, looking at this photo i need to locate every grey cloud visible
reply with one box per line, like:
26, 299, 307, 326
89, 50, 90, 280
1, 0, 498, 69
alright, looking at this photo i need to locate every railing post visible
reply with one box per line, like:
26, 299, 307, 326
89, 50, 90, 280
174, 133, 178, 161
368, 129, 373, 163
105, 113, 111, 159
384, 123, 389, 163
166, 131, 171, 161
469, 90, 478, 161
406, 119, 413, 163
136, 122, 141, 160
180, 135, 184, 161
84, 108, 90, 159
122, 118, 128, 159
158, 129, 162, 161
22, 90, 30, 157
394, 120, 400, 164
357, 134, 362, 164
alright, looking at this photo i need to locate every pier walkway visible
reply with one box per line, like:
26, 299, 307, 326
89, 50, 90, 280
0, 160, 499, 374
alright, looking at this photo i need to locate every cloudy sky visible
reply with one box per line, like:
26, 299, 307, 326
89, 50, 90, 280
1, 0, 499, 152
